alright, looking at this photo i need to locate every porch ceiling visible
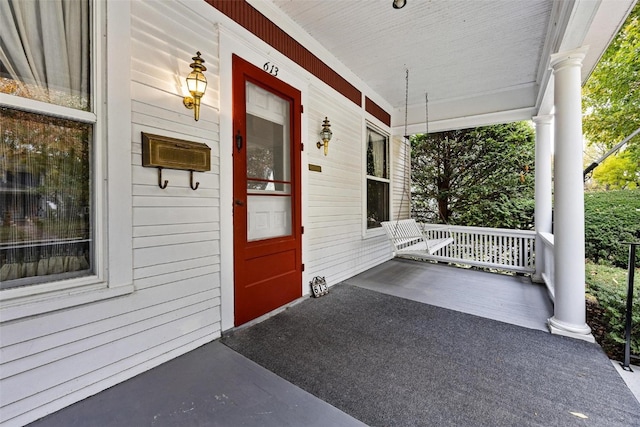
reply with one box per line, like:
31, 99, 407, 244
250, 0, 636, 133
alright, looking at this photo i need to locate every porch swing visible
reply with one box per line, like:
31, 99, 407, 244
381, 70, 454, 257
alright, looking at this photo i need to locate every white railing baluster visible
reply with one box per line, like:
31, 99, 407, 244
417, 223, 538, 274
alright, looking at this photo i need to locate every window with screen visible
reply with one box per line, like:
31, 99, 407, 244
0, 0, 93, 289
366, 126, 390, 229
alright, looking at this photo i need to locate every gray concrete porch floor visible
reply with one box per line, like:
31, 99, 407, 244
30, 259, 639, 426
344, 257, 554, 332
29, 339, 366, 427
344, 258, 639, 405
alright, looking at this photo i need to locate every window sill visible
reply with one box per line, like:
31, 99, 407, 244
363, 227, 386, 239
0, 279, 134, 323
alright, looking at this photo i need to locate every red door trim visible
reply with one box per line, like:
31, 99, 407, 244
232, 54, 303, 326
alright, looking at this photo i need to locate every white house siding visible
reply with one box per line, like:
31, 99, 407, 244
0, 1, 406, 424
304, 85, 392, 288
0, 2, 222, 425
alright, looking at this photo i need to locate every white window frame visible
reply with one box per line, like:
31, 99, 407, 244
364, 122, 391, 235
0, 0, 133, 321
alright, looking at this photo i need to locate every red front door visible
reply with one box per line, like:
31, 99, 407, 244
232, 55, 302, 326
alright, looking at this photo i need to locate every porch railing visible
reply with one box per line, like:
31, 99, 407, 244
538, 232, 555, 301
418, 223, 536, 274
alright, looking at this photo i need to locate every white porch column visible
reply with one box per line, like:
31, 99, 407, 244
547, 47, 594, 342
532, 115, 553, 283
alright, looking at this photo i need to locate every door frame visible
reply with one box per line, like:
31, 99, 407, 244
231, 54, 303, 326
218, 29, 309, 330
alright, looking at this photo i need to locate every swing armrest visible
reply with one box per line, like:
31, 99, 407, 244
381, 220, 429, 253
382, 219, 454, 255
426, 236, 454, 254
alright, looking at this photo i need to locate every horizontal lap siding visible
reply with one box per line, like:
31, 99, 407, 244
128, 0, 222, 385
0, 2, 222, 426
305, 86, 391, 287
129, 0, 221, 350
209, 0, 394, 286
1, 0, 401, 423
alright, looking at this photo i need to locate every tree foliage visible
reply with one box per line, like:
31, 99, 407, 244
411, 122, 535, 229
583, 4, 640, 185
584, 189, 640, 268
592, 151, 639, 190
586, 262, 640, 359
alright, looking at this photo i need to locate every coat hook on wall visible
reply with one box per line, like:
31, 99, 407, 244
189, 170, 200, 190
156, 167, 201, 190
158, 167, 169, 189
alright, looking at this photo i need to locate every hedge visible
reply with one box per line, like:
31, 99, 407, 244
584, 189, 640, 268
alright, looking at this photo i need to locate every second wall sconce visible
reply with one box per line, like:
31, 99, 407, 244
316, 117, 333, 156
183, 51, 208, 121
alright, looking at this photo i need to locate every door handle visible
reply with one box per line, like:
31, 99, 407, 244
235, 199, 244, 206
235, 130, 243, 151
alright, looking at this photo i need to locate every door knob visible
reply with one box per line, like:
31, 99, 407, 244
235, 131, 243, 151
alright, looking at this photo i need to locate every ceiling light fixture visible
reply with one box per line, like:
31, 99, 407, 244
392, 0, 407, 9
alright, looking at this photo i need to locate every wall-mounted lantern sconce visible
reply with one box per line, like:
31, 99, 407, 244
316, 117, 333, 156
183, 51, 207, 121
392, 0, 407, 9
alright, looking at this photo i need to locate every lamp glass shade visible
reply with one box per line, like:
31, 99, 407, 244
186, 71, 207, 96
321, 128, 332, 142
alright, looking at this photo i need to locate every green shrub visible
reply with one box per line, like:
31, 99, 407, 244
586, 262, 640, 359
584, 189, 640, 268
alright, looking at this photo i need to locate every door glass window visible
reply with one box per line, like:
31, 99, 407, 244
245, 82, 292, 241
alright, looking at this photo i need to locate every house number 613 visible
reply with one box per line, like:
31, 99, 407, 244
263, 62, 279, 76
